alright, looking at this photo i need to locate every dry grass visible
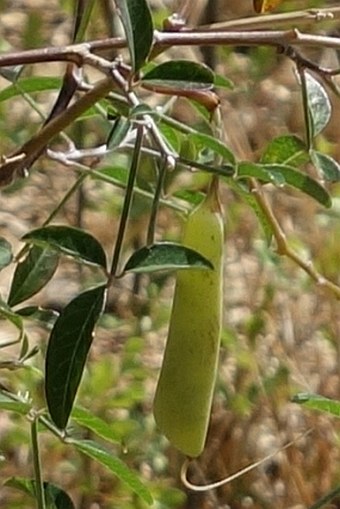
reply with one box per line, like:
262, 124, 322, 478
1, 1, 340, 508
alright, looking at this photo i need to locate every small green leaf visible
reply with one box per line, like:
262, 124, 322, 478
227, 178, 274, 244
8, 246, 59, 307
115, 0, 153, 73
45, 285, 106, 429
261, 135, 308, 167
142, 60, 214, 90
4, 478, 75, 509
16, 305, 59, 329
0, 237, 13, 270
292, 392, 340, 418
0, 298, 25, 346
0, 393, 31, 415
0, 77, 62, 102
123, 242, 214, 274
305, 72, 332, 138
22, 225, 107, 270
188, 131, 235, 165
214, 73, 233, 89
310, 150, 340, 182
0, 65, 24, 83
73, 0, 96, 43
237, 162, 332, 208
72, 406, 121, 444
69, 438, 153, 504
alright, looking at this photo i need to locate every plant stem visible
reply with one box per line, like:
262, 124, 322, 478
146, 157, 168, 246
110, 125, 144, 276
0, 77, 115, 186
31, 417, 46, 509
251, 180, 340, 299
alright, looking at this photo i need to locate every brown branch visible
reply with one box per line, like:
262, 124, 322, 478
251, 181, 340, 300
2, 27, 340, 71
0, 77, 115, 186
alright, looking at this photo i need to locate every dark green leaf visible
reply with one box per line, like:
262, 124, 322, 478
69, 438, 153, 504
72, 406, 121, 444
0, 393, 31, 415
8, 246, 59, 307
305, 72, 331, 138
22, 225, 107, 269
261, 135, 308, 167
0, 77, 62, 102
45, 285, 106, 429
107, 117, 131, 149
0, 237, 13, 270
142, 60, 214, 90
4, 478, 75, 509
237, 162, 332, 208
310, 150, 340, 182
115, 0, 153, 73
292, 392, 340, 418
123, 242, 214, 274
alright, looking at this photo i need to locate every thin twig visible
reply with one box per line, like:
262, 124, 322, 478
251, 181, 340, 299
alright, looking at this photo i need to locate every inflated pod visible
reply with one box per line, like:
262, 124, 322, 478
153, 178, 224, 457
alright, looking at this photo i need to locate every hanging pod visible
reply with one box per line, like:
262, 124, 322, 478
153, 178, 225, 457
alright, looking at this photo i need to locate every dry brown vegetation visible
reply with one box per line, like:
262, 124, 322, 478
1, 1, 340, 508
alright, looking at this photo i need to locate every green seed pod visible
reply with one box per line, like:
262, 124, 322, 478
153, 178, 224, 457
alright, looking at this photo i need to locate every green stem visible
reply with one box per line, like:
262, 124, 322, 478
298, 67, 313, 150
31, 417, 46, 509
146, 157, 168, 246
110, 125, 144, 276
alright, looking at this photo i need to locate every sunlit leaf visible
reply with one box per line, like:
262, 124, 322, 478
187, 131, 235, 165
45, 285, 106, 429
69, 439, 153, 504
214, 74, 233, 89
237, 162, 331, 208
0, 394, 31, 415
72, 406, 121, 444
292, 392, 340, 418
22, 225, 107, 270
0, 77, 62, 103
115, 0, 153, 73
261, 135, 308, 167
8, 246, 59, 307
